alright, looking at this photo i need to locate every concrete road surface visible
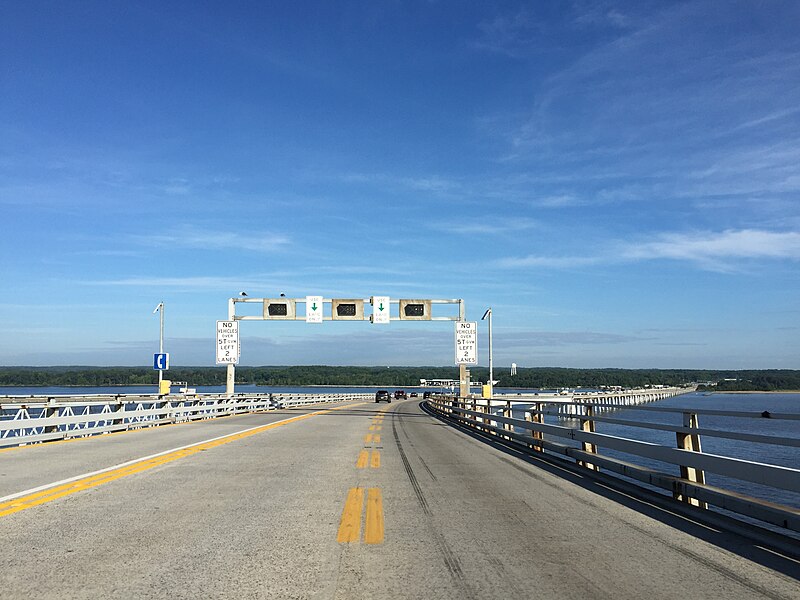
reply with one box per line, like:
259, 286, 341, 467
0, 399, 798, 599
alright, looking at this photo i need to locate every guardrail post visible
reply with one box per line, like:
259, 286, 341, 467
578, 405, 599, 471
526, 403, 544, 452
504, 400, 513, 439
113, 402, 125, 430
43, 403, 59, 435
674, 412, 707, 508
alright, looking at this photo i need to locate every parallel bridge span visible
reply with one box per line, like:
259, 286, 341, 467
0, 392, 371, 447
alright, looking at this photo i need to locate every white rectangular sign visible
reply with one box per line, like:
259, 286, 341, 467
216, 320, 239, 364
372, 296, 390, 324
455, 321, 478, 364
306, 295, 323, 323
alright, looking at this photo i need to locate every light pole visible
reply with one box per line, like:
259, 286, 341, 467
481, 307, 493, 399
153, 301, 164, 389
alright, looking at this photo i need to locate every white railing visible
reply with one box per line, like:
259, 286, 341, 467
0, 392, 371, 447
425, 395, 800, 535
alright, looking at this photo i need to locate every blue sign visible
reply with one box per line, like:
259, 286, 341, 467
153, 353, 170, 371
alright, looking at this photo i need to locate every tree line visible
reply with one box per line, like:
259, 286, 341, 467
1, 366, 799, 390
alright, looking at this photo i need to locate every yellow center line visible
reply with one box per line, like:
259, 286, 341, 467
364, 488, 384, 544
370, 450, 380, 469
0, 403, 364, 518
336, 487, 364, 543
373, 434, 380, 444
356, 450, 369, 469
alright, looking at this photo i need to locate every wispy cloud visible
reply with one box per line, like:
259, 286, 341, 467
497, 329, 643, 347
729, 106, 800, 133
338, 172, 462, 195
85, 276, 270, 290
430, 217, 539, 235
474, 1, 800, 227
497, 255, 603, 269
474, 9, 542, 58
623, 229, 800, 270
130, 227, 291, 253
497, 229, 800, 272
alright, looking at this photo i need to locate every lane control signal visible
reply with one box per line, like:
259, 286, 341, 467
263, 299, 296, 320
399, 299, 432, 320
332, 299, 365, 320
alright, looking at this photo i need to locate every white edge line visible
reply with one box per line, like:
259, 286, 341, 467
0, 411, 328, 504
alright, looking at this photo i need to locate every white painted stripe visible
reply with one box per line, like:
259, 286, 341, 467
0, 413, 311, 504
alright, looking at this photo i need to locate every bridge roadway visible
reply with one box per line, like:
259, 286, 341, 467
1, 398, 798, 599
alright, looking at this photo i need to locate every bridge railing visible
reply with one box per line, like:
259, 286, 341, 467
0, 392, 371, 448
425, 395, 800, 535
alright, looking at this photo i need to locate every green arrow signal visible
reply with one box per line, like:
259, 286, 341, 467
311, 303, 318, 311
379, 303, 385, 312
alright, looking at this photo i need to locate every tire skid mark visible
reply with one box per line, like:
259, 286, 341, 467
392, 408, 476, 598
397, 411, 438, 482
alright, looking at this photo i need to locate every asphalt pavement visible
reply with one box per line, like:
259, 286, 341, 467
0, 398, 798, 599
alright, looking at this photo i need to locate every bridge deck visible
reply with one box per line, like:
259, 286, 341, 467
1, 399, 798, 599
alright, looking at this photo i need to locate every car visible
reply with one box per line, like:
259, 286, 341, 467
375, 390, 391, 403
422, 391, 432, 399
410, 392, 418, 397
394, 390, 407, 400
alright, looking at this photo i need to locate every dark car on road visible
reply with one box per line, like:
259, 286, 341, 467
422, 391, 432, 399
394, 390, 407, 400
375, 390, 391, 403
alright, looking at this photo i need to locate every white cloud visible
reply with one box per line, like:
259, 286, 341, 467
88, 276, 271, 290
131, 227, 291, 253
339, 171, 461, 195
623, 229, 800, 268
430, 217, 539, 235
497, 229, 800, 271
497, 255, 604, 269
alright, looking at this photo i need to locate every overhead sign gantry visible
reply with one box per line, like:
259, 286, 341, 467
217, 296, 472, 396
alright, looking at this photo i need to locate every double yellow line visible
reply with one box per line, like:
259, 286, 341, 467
337, 409, 387, 544
0, 404, 360, 518
336, 487, 384, 544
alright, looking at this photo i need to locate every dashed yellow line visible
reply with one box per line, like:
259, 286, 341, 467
357, 450, 380, 470
0, 403, 363, 518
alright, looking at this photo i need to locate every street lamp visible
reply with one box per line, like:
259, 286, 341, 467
153, 301, 164, 389
481, 307, 493, 399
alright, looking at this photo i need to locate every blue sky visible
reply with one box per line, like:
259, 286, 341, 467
1, 1, 799, 369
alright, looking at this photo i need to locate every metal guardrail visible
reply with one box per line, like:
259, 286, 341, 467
425, 396, 800, 534
0, 392, 371, 448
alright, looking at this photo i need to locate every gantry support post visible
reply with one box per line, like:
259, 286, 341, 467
226, 297, 236, 397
